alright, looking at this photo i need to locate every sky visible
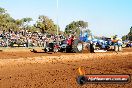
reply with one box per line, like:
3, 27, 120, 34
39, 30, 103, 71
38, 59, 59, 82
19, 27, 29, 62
0, 0, 132, 37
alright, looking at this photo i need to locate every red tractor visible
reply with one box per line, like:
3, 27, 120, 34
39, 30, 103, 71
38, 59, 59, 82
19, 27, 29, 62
60, 37, 83, 53
31, 36, 83, 53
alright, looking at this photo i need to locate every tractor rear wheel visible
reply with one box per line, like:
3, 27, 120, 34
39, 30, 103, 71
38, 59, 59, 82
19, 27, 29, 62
72, 39, 83, 53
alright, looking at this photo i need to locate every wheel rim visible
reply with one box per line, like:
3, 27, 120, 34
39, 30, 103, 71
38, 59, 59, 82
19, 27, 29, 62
77, 43, 83, 51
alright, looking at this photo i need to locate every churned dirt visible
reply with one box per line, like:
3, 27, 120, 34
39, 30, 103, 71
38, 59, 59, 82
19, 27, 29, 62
0, 48, 132, 88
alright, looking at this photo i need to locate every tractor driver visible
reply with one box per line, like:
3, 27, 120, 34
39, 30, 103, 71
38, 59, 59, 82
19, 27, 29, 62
67, 35, 74, 51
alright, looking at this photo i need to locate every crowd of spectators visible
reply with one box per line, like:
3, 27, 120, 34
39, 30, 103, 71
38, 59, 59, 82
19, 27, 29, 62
0, 30, 65, 47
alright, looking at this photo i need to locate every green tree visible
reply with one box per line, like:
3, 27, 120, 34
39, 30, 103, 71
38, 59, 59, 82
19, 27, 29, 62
28, 26, 40, 33
35, 15, 58, 34
128, 27, 132, 41
0, 7, 6, 14
0, 7, 8, 31
65, 20, 88, 36
15, 19, 23, 28
0, 9, 16, 32
21, 18, 32, 25
21, 17, 32, 30
0, 7, 21, 32
122, 35, 127, 41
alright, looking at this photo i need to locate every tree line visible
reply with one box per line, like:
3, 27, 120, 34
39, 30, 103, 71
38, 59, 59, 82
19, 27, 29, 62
0, 7, 89, 36
122, 27, 132, 41
0, 7, 59, 34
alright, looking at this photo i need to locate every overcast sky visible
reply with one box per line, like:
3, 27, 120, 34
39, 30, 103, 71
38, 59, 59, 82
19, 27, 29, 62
1, 0, 132, 37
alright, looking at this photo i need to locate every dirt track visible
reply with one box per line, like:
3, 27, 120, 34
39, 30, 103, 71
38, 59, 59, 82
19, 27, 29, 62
0, 48, 132, 88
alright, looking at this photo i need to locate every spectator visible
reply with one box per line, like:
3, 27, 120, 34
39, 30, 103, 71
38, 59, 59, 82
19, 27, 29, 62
90, 41, 95, 53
